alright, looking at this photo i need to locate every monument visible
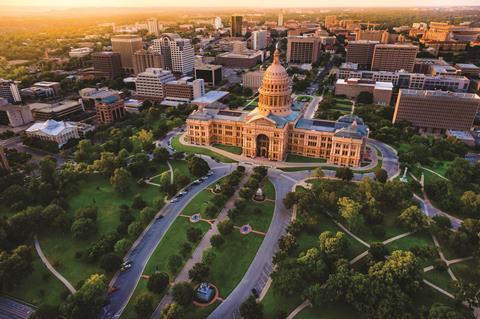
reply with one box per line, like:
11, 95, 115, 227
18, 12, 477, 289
196, 282, 215, 303
253, 187, 265, 201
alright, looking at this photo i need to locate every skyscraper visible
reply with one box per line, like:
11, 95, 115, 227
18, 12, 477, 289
0, 79, 21, 103
346, 40, 379, 69
278, 11, 284, 27
135, 68, 176, 100
214, 17, 223, 30
132, 49, 165, 75
231, 15, 243, 37
169, 39, 195, 75
147, 18, 161, 36
371, 44, 418, 72
287, 35, 323, 64
111, 35, 143, 73
252, 30, 267, 50
91, 52, 123, 78
152, 33, 181, 71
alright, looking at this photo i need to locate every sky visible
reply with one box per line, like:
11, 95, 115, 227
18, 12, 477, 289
1, 0, 479, 7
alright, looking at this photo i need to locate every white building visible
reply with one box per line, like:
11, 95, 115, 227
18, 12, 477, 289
0, 79, 22, 103
170, 39, 195, 75
69, 47, 93, 58
135, 68, 176, 100
147, 18, 161, 36
242, 70, 265, 90
278, 11, 284, 27
252, 30, 268, 50
214, 17, 223, 30
26, 119, 80, 147
0, 98, 33, 127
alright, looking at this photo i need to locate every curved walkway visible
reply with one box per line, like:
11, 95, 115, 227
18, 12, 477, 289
34, 235, 76, 294
286, 300, 312, 319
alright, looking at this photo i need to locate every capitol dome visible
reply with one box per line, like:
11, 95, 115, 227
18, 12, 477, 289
257, 49, 292, 117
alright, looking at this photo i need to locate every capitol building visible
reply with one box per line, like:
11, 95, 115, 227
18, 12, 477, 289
186, 49, 369, 167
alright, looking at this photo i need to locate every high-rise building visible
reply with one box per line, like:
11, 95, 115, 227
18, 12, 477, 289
169, 39, 195, 75
95, 95, 126, 125
147, 18, 161, 36
371, 44, 418, 72
393, 89, 480, 133
231, 15, 243, 37
111, 35, 143, 73
355, 29, 390, 44
135, 68, 176, 100
346, 40, 378, 69
324, 15, 337, 29
151, 33, 189, 72
287, 35, 323, 64
91, 52, 123, 78
194, 64, 223, 86
132, 49, 165, 75
164, 77, 205, 102
242, 70, 265, 90
214, 17, 223, 30
0, 79, 22, 103
278, 11, 284, 27
252, 30, 268, 50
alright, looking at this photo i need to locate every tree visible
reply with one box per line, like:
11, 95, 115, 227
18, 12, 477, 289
71, 218, 97, 239
335, 167, 353, 181
454, 280, 480, 310
99, 252, 122, 273
114, 238, 132, 255
39, 157, 56, 185
218, 219, 234, 236
210, 234, 224, 248
89, 152, 116, 176
168, 255, 183, 274
171, 282, 195, 306
368, 242, 388, 261
132, 194, 147, 210
160, 303, 183, 319
0, 245, 34, 290
283, 192, 297, 209
61, 274, 107, 319
314, 167, 325, 178
139, 207, 157, 226
446, 158, 475, 186
337, 197, 363, 231
128, 221, 143, 238
278, 233, 297, 253
186, 227, 202, 243
154, 147, 170, 163
240, 295, 264, 319
398, 206, 428, 231
188, 262, 210, 283
460, 191, 480, 217
375, 169, 388, 183
75, 205, 98, 221
357, 91, 373, 104
428, 303, 465, 319
134, 293, 154, 318
110, 168, 131, 195
147, 272, 170, 294
319, 231, 348, 261
31, 304, 60, 319
187, 156, 210, 178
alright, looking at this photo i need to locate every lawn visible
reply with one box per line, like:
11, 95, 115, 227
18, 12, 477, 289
122, 216, 211, 319
424, 268, 455, 293
182, 189, 216, 217
170, 159, 191, 180
171, 135, 237, 163
7, 254, 68, 307
40, 173, 165, 286
278, 166, 316, 172
450, 259, 477, 282
296, 302, 360, 319
286, 154, 327, 163
212, 143, 243, 155
262, 286, 302, 319
261, 179, 276, 200
232, 199, 275, 233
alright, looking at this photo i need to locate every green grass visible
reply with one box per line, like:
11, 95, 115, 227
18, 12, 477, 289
286, 154, 327, 163
171, 136, 237, 163
170, 159, 191, 180
296, 302, 360, 319
262, 286, 302, 319
358, 210, 408, 244
122, 217, 211, 319
278, 166, 316, 172
233, 199, 275, 233
182, 189, 216, 217
262, 179, 276, 200
212, 143, 243, 155
7, 254, 69, 307
40, 173, 165, 286
450, 259, 477, 282
424, 268, 455, 293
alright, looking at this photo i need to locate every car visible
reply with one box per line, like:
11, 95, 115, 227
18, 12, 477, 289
176, 193, 184, 198
155, 215, 164, 220
179, 191, 187, 196
108, 286, 119, 295
184, 186, 191, 191
207, 171, 213, 176
170, 198, 179, 203
199, 176, 208, 181
192, 179, 201, 185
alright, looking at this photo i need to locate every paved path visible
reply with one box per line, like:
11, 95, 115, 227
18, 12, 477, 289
100, 156, 235, 319
34, 236, 76, 294
286, 300, 312, 319
150, 170, 252, 318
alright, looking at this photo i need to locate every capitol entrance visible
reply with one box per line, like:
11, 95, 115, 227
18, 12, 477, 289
256, 134, 269, 158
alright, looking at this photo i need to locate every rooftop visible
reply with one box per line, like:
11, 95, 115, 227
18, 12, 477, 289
191, 91, 229, 105
26, 119, 76, 136
400, 89, 480, 99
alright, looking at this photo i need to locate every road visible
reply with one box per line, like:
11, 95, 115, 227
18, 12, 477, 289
0, 136, 66, 166
207, 168, 309, 319
367, 138, 399, 179
100, 132, 235, 319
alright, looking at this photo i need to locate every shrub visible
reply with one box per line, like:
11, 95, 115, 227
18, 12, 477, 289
186, 227, 203, 243
210, 234, 224, 248
218, 219, 234, 236
171, 282, 195, 306
147, 272, 170, 294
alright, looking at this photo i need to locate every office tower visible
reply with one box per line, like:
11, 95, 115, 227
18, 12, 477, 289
214, 17, 223, 30
194, 64, 223, 86
393, 89, 480, 133
169, 39, 195, 75
132, 49, 165, 75
95, 95, 126, 124
151, 33, 181, 71
324, 15, 337, 29
371, 44, 419, 72
355, 29, 389, 44
286, 35, 322, 64
346, 40, 378, 69
147, 18, 161, 36
111, 35, 143, 73
135, 68, 176, 100
91, 52, 123, 78
164, 77, 205, 102
0, 79, 22, 103
252, 30, 268, 50
278, 11, 284, 27
231, 15, 243, 37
